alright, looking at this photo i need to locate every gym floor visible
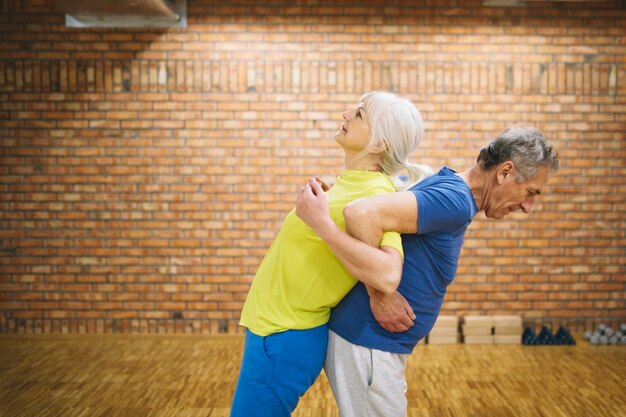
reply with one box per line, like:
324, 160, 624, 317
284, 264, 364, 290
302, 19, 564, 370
0, 334, 624, 417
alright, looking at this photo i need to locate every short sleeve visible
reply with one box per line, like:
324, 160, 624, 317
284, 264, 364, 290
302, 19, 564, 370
414, 183, 473, 235
380, 230, 403, 259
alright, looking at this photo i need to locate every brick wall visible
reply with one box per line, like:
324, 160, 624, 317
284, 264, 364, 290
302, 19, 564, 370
1, 0, 624, 334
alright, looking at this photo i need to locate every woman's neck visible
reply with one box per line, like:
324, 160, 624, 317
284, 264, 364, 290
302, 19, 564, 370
344, 153, 382, 172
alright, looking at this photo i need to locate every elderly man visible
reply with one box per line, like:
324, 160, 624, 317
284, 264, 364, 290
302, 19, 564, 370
296, 127, 560, 417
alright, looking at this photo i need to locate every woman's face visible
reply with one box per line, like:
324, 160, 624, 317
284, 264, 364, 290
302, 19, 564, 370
334, 103, 371, 152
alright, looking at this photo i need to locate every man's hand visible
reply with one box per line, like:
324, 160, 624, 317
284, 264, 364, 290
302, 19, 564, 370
369, 288, 416, 332
296, 177, 332, 233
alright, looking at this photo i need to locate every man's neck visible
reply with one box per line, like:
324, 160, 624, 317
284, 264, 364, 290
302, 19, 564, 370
457, 165, 485, 211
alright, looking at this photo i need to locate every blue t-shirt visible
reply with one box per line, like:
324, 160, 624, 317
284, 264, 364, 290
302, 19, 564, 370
328, 167, 479, 354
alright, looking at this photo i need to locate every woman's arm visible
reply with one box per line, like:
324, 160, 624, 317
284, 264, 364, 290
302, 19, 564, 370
295, 178, 418, 294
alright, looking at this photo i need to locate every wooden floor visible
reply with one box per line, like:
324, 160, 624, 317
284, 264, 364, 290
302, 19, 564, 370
0, 334, 624, 417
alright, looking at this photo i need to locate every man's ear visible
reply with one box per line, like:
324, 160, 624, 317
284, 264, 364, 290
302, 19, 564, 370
496, 161, 515, 184
370, 138, 388, 154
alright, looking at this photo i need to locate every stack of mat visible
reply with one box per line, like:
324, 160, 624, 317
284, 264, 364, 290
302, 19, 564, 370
462, 316, 494, 344
493, 315, 523, 344
427, 315, 459, 344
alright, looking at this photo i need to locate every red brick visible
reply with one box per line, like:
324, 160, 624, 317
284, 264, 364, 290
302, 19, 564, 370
0, 1, 623, 334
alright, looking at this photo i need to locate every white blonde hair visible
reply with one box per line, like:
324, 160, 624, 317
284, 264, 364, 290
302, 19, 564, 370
360, 91, 433, 190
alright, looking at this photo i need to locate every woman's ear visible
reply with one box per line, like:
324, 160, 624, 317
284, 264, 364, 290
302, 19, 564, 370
370, 138, 388, 154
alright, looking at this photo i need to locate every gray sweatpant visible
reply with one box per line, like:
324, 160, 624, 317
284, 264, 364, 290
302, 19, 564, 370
324, 330, 409, 417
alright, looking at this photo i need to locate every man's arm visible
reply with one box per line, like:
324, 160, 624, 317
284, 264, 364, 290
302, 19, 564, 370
343, 190, 419, 237
343, 188, 419, 332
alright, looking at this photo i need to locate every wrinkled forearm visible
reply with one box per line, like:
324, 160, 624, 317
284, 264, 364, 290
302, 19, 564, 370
310, 218, 402, 294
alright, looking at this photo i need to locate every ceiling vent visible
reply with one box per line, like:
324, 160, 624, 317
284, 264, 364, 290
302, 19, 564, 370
61, 0, 187, 28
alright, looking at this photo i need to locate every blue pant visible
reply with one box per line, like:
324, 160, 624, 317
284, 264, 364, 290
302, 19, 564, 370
230, 324, 328, 417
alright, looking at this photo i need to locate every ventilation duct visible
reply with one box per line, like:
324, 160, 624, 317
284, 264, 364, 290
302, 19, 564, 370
61, 0, 187, 28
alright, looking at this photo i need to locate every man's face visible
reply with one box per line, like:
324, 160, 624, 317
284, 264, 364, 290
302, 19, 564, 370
485, 164, 551, 220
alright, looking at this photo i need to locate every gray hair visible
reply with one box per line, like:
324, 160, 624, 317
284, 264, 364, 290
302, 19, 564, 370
360, 91, 433, 190
477, 127, 560, 182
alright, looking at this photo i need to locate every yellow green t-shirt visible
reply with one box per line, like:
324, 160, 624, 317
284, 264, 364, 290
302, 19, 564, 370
240, 170, 404, 336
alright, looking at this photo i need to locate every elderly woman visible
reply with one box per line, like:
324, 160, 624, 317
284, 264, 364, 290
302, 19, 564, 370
230, 91, 431, 417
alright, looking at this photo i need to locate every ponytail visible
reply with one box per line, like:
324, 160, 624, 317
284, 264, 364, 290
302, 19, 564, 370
394, 162, 434, 191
